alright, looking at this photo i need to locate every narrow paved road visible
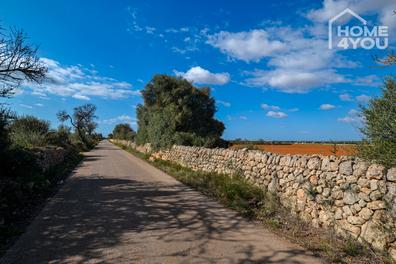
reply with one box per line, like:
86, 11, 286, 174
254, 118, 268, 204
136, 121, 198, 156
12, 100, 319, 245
1, 141, 320, 264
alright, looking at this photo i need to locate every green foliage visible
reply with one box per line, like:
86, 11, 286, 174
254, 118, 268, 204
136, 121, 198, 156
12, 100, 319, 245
9, 115, 50, 148
358, 78, 396, 168
136, 75, 226, 149
112, 123, 136, 140
47, 125, 72, 148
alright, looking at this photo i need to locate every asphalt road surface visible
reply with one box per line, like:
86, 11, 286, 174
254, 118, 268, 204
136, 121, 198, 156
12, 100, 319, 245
1, 141, 321, 264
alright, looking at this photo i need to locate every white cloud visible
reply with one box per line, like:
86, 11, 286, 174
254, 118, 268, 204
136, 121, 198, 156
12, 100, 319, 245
174, 66, 230, 85
101, 115, 136, 125
239, 115, 248, 120
207, 30, 285, 62
320, 103, 336, 110
207, 4, 389, 94
72, 94, 90, 100
209, 26, 349, 93
165, 28, 178, 33
126, 7, 143, 32
19, 104, 33, 109
260, 103, 280, 110
27, 58, 139, 100
145, 26, 156, 34
217, 100, 231, 107
266, 111, 288, 118
354, 75, 382, 87
338, 109, 362, 123
35, 103, 44, 107
356, 94, 371, 103
307, 0, 396, 31
339, 93, 352, 101
245, 68, 345, 93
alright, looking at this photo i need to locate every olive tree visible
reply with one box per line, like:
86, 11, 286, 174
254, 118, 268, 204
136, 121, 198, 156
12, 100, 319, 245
358, 78, 396, 167
136, 75, 225, 149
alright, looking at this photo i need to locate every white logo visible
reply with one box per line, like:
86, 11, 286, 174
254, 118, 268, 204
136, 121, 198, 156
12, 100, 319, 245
328, 8, 389, 50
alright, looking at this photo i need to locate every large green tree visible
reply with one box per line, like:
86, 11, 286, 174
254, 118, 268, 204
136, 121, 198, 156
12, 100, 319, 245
359, 78, 396, 167
112, 123, 136, 140
136, 75, 225, 149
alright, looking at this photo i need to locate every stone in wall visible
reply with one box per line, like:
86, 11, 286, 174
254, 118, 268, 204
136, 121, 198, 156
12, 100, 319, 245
33, 147, 65, 172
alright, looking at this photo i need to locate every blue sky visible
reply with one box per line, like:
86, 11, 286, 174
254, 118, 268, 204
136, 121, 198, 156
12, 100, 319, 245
1, 0, 395, 140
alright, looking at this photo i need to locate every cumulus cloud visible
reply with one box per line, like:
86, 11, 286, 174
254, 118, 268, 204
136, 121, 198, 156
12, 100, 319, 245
174, 66, 230, 85
354, 75, 382, 87
209, 26, 349, 93
27, 58, 139, 100
339, 93, 352, 101
338, 109, 362, 123
101, 115, 136, 125
206, 1, 393, 94
207, 30, 285, 62
356, 94, 371, 103
260, 103, 280, 110
245, 68, 345, 93
266, 111, 288, 118
307, 0, 396, 31
320, 103, 336, 110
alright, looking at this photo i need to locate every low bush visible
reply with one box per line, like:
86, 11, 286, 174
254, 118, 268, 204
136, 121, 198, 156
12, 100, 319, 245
9, 115, 50, 148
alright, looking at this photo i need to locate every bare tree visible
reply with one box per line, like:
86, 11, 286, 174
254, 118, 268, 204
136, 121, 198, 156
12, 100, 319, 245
0, 27, 47, 97
57, 104, 98, 148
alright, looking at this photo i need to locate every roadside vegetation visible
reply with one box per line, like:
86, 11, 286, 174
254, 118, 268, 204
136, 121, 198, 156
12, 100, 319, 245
115, 142, 393, 264
358, 77, 396, 168
0, 25, 102, 253
109, 123, 136, 141
136, 75, 227, 149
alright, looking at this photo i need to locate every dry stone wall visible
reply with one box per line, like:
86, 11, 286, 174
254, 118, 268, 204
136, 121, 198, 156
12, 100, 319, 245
113, 139, 396, 259
33, 146, 66, 172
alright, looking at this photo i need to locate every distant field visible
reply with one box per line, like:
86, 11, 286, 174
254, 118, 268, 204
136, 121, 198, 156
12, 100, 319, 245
230, 143, 357, 156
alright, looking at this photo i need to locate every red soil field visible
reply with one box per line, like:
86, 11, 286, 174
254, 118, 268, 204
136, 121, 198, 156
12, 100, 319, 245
230, 143, 357, 156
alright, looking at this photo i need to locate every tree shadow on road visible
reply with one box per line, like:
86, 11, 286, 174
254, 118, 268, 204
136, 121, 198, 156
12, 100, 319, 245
1, 158, 318, 263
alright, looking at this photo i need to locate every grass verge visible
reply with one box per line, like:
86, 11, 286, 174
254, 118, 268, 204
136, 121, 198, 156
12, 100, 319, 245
116, 142, 394, 264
